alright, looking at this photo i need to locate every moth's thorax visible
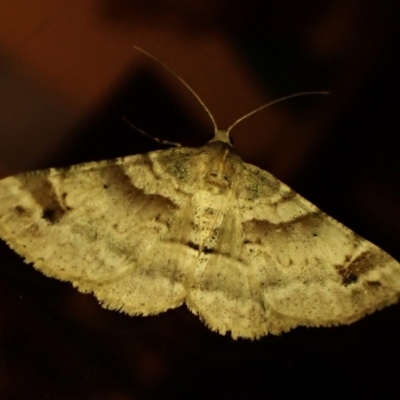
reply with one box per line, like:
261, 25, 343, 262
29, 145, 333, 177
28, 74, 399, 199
199, 141, 240, 194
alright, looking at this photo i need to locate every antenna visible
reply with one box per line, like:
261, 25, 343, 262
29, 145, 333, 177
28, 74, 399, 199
133, 46, 218, 133
132, 46, 329, 139
226, 91, 329, 134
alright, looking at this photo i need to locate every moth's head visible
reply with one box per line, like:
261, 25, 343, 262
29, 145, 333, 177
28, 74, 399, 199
208, 129, 234, 147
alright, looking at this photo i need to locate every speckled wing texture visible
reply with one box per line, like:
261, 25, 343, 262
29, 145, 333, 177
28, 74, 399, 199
0, 139, 400, 339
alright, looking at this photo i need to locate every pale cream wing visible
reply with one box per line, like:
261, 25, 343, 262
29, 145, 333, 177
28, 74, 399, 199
0, 148, 203, 316
184, 197, 272, 340
239, 162, 400, 334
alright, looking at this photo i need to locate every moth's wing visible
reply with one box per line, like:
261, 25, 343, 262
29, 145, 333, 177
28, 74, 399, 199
239, 162, 400, 334
0, 148, 201, 315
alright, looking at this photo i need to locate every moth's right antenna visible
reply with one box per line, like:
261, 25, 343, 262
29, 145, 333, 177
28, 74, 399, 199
132, 46, 218, 133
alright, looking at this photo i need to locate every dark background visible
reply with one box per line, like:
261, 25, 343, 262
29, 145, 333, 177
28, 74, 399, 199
0, 1, 400, 398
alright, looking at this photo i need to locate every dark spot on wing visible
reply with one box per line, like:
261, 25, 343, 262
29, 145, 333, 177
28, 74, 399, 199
185, 241, 222, 256
342, 273, 359, 286
187, 241, 199, 251
335, 251, 378, 286
17, 172, 68, 224
203, 247, 215, 254
42, 207, 64, 224
14, 205, 27, 215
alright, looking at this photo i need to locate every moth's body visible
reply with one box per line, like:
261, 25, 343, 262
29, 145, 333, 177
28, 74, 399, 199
0, 129, 399, 339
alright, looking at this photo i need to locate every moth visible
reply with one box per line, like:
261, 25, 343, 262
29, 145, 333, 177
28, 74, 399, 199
0, 49, 399, 339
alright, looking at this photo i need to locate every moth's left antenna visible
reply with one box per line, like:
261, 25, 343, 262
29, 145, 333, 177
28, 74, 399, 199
226, 91, 329, 135
132, 46, 218, 133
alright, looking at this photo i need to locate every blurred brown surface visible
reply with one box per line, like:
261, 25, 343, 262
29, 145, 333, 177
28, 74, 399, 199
0, 1, 400, 399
